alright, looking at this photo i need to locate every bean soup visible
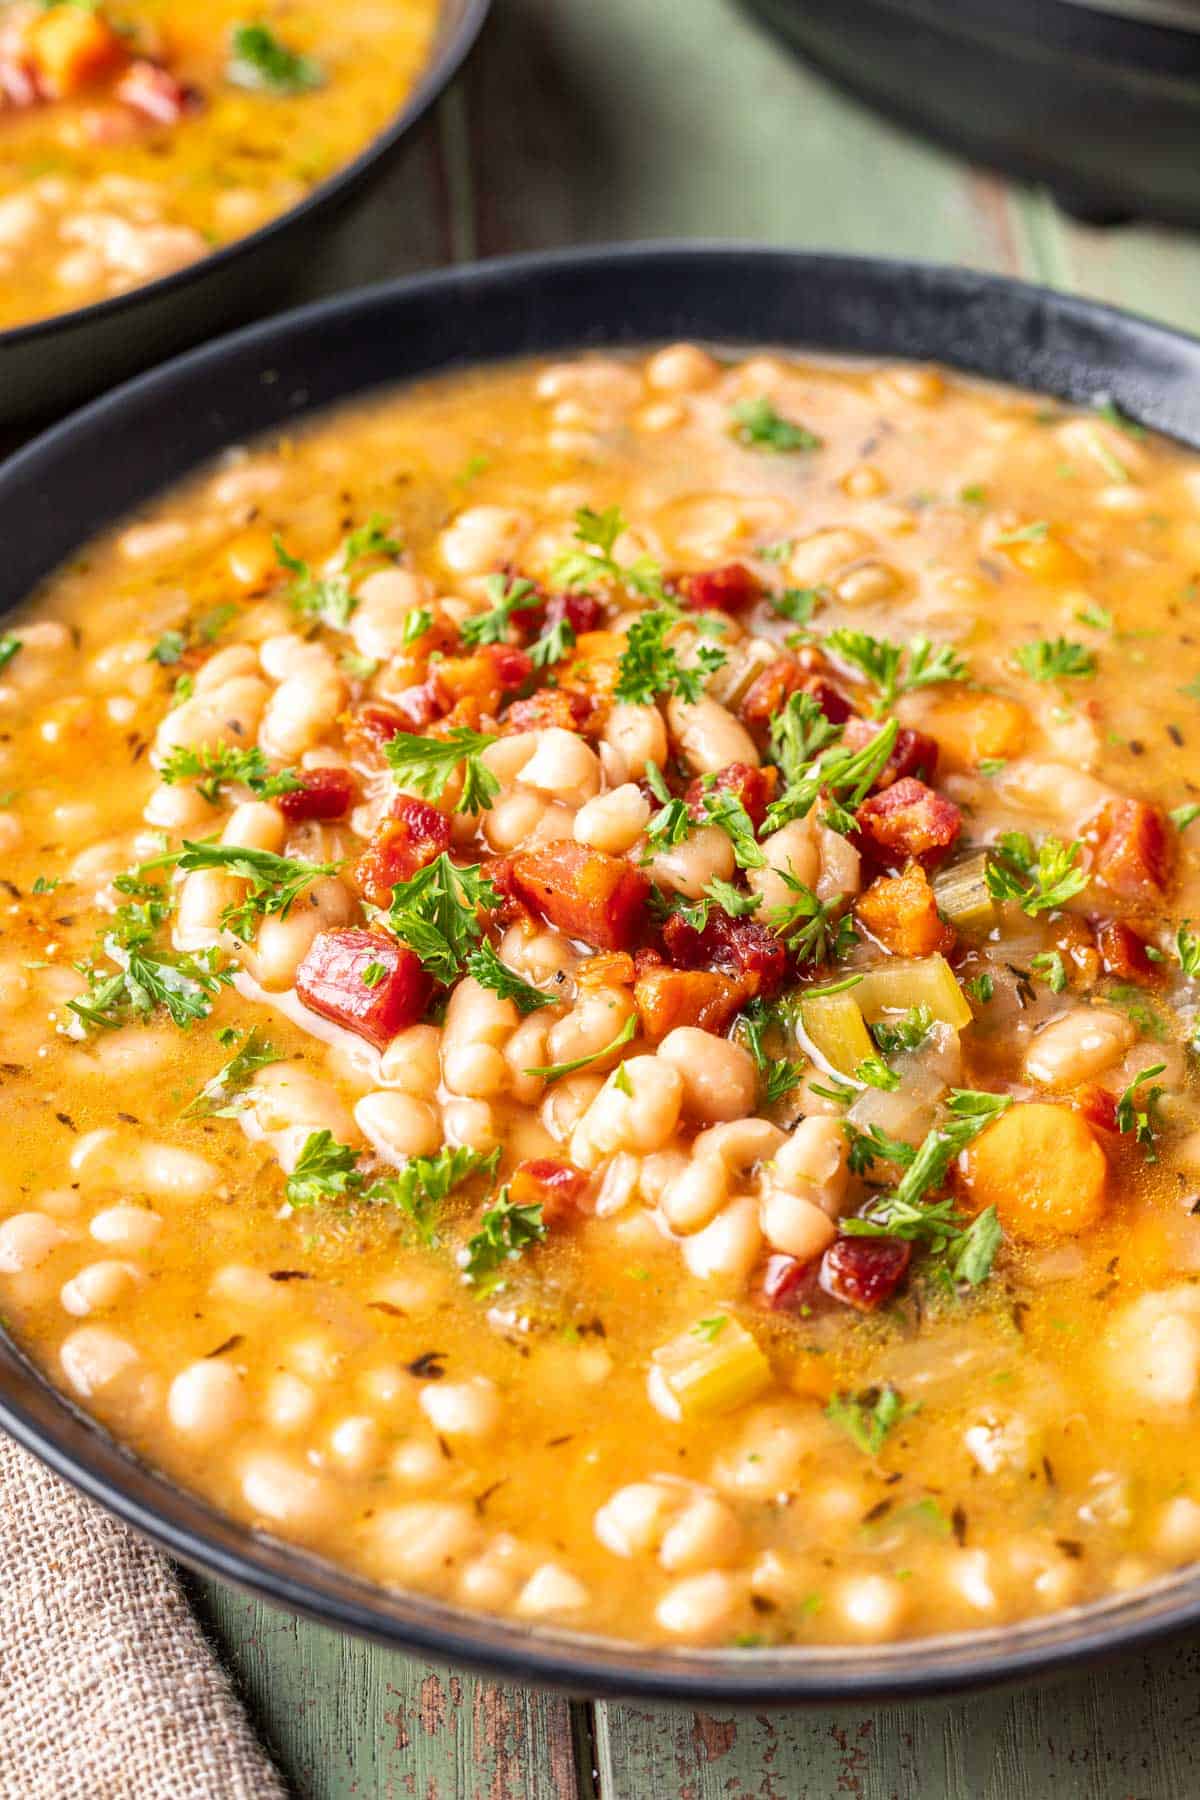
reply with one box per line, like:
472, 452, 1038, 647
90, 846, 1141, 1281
2, 346, 1200, 1649
0, 0, 438, 329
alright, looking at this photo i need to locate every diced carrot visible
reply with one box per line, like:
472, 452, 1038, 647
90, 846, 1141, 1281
919, 692, 1029, 769
998, 527, 1084, 583
26, 6, 127, 97
633, 967, 744, 1042
576, 951, 637, 988
855, 862, 955, 958
959, 1102, 1107, 1242
561, 630, 626, 694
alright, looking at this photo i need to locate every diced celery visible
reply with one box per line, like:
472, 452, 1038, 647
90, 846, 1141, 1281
933, 851, 996, 934
854, 955, 973, 1031
653, 1319, 772, 1420
799, 991, 875, 1077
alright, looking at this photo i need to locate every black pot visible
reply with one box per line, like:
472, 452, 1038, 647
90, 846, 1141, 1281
0, 0, 490, 430
742, 0, 1200, 227
2, 246, 1200, 1701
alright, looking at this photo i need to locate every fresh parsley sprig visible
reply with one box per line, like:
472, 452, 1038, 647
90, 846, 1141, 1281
731, 396, 822, 454
614, 608, 726, 705
274, 512, 400, 631
460, 574, 539, 647
67, 888, 232, 1038
176, 841, 342, 941
824, 629, 968, 715
466, 940, 557, 1014
841, 1090, 1012, 1288
183, 1027, 284, 1117
764, 716, 899, 836
462, 1189, 547, 1293
159, 743, 302, 807
1012, 638, 1096, 682
766, 873, 856, 965
550, 505, 667, 603
984, 832, 1087, 916
382, 854, 499, 985
369, 1145, 500, 1244
383, 726, 499, 815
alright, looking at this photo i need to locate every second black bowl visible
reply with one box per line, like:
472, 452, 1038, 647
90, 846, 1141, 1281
0, 0, 490, 431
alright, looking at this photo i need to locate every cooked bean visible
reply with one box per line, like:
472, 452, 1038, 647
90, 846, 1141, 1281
655, 1570, 742, 1641
168, 1361, 246, 1440
1024, 1008, 1135, 1087
657, 1028, 757, 1124
666, 695, 759, 774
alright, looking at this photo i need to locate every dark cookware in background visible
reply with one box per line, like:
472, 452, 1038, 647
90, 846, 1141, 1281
742, 0, 1200, 226
0, 0, 490, 430
3, 245, 1200, 1700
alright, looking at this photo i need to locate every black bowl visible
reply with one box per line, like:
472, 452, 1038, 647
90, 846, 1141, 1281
742, 0, 1200, 228
3, 246, 1200, 1702
0, 0, 490, 430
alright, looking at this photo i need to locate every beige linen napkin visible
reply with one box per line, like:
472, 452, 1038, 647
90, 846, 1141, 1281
0, 1432, 288, 1799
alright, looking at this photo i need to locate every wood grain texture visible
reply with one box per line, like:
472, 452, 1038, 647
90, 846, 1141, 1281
190, 0, 1200, 1793
193, 1582, 584, 1800
593, 1634, 1200, 1798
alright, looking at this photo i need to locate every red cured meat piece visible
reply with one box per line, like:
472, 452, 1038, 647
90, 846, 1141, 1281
296, 930, 432, 1048
507, 842, 650, 952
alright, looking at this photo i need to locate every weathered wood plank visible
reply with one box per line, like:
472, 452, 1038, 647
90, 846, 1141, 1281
193, 1579, 584, 1800
593, 1633, 1200, 1798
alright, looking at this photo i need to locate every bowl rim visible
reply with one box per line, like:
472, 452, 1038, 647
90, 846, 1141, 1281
5, 241, 1200, 1701
0, 0, 491, 352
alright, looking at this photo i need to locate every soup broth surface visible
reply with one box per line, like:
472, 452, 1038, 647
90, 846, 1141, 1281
3, 346, 1200, 1650
0, 0, 438, 328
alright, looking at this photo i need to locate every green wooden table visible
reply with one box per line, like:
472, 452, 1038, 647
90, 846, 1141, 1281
192, 1, 1200, 1790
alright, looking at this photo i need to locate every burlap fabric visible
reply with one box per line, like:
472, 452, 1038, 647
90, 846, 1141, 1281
0, 1432, 288, 1798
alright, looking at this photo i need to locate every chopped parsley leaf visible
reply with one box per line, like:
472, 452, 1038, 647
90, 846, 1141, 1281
285, 1131, 361, 1208
765, 715, 899, 836
1030, 950, 1068, 993
984, 832, 1087, 916
368, 1145, 500, 1245
383, 725, 499, 815
175, 841, 342, 941
159, 743, 301, 807
550, 505, 667, 604
274, 512, 399, 630
466, 940, 556, 1014
183, 1027, 284, 1118
614, 608, 726, 705
462, 1189, 546, 1293
826, 1385, 919, 1457
871, 1005, 933, 1055
1011, 638, 1096, 682
382, 855, 499, 986
228, 21, 322, 93
855, 1056, 900, 1092
1116, 1063, 1167, 1161
824, 629, 968, 714
731, 396, 822, 454
460, 574, 538, 647
524, 1011, 637, 1083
